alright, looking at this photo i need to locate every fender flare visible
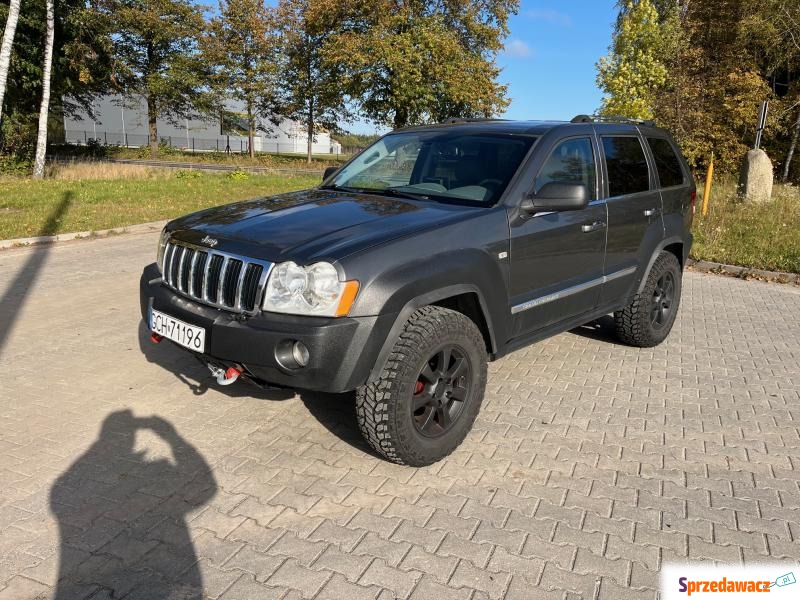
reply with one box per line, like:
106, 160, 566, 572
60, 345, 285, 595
367, 284, 496, 383
636, 236, 686, 294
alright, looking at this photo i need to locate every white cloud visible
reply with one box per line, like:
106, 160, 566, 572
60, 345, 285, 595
505, 39, 533, 59
526, 9, 572, 27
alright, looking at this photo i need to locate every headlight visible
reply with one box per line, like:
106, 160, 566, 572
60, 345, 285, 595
156, 228, 170, 272
263, 261, 359, 317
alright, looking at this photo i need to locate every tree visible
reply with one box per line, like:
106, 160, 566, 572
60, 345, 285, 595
596, 0, 668, 120
328, 0, 516, 129
99, 0, 207, 158
763, 1, 800, 181
273, 0, 350, 164
32, 0, 54, 178
0, 0, 21, 125
0, 0, 113, 136
647, 0, 774, 172
202, 0, 277, 158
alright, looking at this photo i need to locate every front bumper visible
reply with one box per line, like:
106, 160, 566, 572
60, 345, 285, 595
140, 263, 395, 393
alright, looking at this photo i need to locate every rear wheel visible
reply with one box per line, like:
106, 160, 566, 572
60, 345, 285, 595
356, 306, 487, 466
614, 251, 682, 347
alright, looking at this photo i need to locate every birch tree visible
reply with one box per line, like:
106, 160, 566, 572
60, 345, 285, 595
0, 0, 21, 123
32, 0, 55, 178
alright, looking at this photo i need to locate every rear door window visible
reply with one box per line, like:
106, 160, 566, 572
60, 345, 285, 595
647, 138, 685, 188
602, 137, 650, 197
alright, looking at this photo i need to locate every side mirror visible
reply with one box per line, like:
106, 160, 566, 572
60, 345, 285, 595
522, 182, 589, 214
322, 166, 339, 181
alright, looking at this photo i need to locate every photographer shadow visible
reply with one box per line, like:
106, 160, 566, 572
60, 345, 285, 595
50, 410, 217, 599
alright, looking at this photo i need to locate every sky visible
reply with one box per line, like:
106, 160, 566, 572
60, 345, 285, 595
349, 1, 618, 134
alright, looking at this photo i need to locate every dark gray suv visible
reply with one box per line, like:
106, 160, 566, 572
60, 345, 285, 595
140, 116, 695, 466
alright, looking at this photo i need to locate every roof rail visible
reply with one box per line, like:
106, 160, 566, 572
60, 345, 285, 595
440, 117, 508, 125
570, 114, 656, 127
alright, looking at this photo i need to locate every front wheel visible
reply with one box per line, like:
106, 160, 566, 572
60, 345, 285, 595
356, 306, 487, 466
614, 251, 682, 347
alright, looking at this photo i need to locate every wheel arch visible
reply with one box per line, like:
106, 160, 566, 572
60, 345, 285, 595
636, 236, 685, 294
367, 285, 497, 383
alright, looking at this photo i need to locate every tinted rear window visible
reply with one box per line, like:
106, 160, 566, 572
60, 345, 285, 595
602, 137, 650, 197
647, 138, 685, 188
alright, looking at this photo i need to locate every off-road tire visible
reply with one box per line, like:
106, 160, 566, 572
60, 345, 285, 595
356, 306, 487, 466
614, 251, 682, 347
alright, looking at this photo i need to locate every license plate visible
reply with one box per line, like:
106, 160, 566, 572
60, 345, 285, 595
150, 309, 206, 353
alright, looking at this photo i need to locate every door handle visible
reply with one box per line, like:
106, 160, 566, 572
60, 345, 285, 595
581, 221, 606, 233
644, 208, 659, 217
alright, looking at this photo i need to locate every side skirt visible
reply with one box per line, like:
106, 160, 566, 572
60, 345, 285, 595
491, 300, 624, 360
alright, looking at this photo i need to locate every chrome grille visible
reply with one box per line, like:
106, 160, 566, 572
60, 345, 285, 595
161, 240, 272, 314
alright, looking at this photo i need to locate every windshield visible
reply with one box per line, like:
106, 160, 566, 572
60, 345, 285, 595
325, 131, 536, 205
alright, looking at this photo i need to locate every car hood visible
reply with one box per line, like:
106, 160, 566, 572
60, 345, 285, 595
168, 189, 478, 263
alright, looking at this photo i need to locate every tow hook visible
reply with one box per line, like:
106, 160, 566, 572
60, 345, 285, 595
207, 363, 243, 386
150, 333, 163, 344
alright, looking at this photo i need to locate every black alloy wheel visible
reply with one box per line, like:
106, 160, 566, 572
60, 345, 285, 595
650, 271, 675, 329
614, 251, 682, 348
411, 346, 471, 437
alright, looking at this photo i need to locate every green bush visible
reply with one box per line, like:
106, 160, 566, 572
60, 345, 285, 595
0, 154, 33, 176
85, 138, 108, 158
0, 113, 36, 159
227, 168, 250, 181
134, 141, 184, 159
175, 169, 202, 179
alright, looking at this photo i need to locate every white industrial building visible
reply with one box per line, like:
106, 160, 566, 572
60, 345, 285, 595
62, 95, 343, 155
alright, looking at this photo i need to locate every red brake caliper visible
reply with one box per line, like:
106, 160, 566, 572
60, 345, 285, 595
414, 380, 424, 395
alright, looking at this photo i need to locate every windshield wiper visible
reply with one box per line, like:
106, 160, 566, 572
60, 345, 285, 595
374, 188, 430, 201
320, 184, 428, 201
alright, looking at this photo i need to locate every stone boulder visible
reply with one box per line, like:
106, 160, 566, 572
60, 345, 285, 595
738, 149, 773, 202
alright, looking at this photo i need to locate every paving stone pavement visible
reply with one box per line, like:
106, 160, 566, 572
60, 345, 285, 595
1, 232, 800, 600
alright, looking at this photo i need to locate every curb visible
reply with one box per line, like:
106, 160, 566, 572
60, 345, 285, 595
0, 220, 167, 250
686, 258, 799, 285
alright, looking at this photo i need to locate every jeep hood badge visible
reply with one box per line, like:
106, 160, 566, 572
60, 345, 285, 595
201, 235, 219, 248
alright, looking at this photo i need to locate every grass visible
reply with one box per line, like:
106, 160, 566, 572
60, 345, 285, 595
52, 144, 351, 169
691, 177, 800, 273
0, 165, 319, 239
45, 162, 165, 181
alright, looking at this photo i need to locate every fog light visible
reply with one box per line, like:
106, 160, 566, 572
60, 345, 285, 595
275, 339, 310, 370
292, 341, 309, 367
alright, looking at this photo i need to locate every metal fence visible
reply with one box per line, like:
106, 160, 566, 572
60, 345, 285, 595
62, 129, 361, 158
